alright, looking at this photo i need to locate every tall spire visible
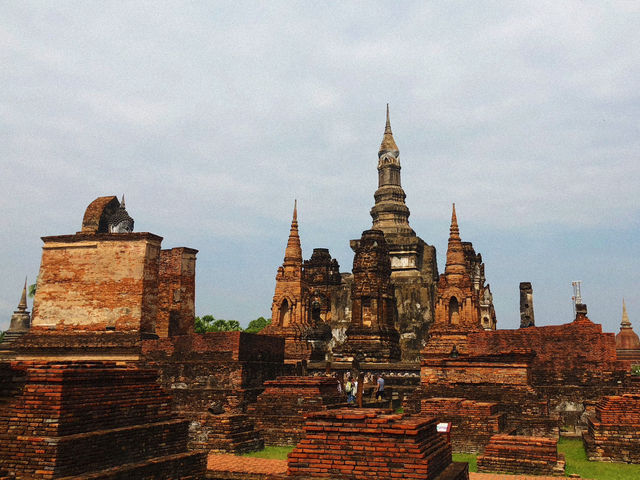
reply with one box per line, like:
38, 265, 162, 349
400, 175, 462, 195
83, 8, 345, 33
17, 277, 28, 312
121, 194, 126, 209
379, 103, 399, 156
370, 104, 412, 235
622, 299, 632, 328
293, 199, 297, 223
450, 203, 460, 240
283, 200, 302, 267
444, 203, 466, 277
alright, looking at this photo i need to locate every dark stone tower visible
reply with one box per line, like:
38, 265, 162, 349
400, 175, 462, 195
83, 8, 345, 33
350, 105, 439, 361
519, 282, 535, 328
303, 248, 341, 361
335, 230, 400, 362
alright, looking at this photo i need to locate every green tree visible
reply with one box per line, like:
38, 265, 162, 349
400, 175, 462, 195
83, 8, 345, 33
245, 317, 271, 333
28, 282, 37, 298
194, 315, 216, 333
194, 315, 242, 333
0, 331, 4, 343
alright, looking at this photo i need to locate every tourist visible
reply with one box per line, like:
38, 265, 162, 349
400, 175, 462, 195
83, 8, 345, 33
345, 375, 355, 404
375, 375, 385, 401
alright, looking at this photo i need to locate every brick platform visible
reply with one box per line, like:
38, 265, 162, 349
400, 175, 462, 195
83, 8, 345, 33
477, 435, 564, 476
0, 361, 206, 479
288, 408, 468, 480
421, 398, 506, 453
248, 376, 344, 446
207, 454, 287, 480
584, 393, 640, 463
195, 412, 264, 454
205, 454, 572, 480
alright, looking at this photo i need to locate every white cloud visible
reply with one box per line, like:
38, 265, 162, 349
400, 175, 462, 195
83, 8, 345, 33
0, 1, 638, 333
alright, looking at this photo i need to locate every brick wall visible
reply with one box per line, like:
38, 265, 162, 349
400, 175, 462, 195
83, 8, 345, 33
142, 333, 284, 453
467, 318, 626, 386
0, 361, 206, 479
142, 333, 284, 391
249, 376, 345, 445
31, 233, 162, 333
288, 409, 469, 480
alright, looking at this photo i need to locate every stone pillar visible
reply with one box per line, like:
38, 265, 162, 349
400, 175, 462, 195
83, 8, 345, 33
519, 282, 535, 328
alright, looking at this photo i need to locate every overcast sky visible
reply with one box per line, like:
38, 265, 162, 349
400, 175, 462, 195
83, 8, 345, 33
1, 2, 638, 335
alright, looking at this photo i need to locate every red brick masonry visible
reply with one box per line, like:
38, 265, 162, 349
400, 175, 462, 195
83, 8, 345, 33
249, 376, 344, 446
205, 454, 573, 480
477, 435, 564, 476
584, 393, 640, 463
287, 408, 468, 480
0, 361, 206, 479
421, 398, 506, 453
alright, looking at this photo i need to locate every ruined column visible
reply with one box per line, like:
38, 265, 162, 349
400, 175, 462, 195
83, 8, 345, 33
519, 282, 535, 328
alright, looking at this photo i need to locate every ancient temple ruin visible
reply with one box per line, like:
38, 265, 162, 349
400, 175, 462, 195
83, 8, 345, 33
332, 229, 401, 363
265, 106, 461, 363
429, 204, 496, 356
615, 299, 640, 365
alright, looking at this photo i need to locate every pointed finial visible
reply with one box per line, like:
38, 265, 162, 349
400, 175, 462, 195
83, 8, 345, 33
385, 103, 391, 134
379, 104, 399, 156
449, 203, 460, 239
283, 199, 302, 266
120, 194, 126, 209
622, 298, 631, 328
17, 277, 28, 312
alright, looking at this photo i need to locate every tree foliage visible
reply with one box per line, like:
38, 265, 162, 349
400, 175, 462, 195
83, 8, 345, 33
194, 315, 242, 333
245, 316, 271, 333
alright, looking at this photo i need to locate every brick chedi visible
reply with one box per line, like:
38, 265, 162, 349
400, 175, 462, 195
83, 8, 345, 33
333, 229, 401, 362
584, 393, 640, 463
2, 279, 31, 345
248, 375, 344, 446
0, 361, 206, 479
615, 299, 640, 366
288, 409, 469, 480
428, 204, 496, 355
356, 105, 439, 361
8, 196, 199, 361
262, 201, 312, 363
477, 434, 565, 476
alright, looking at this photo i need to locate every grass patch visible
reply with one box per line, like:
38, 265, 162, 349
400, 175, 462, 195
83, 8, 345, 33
242, 439, 640, 479
558, 437, 640, 480
242, 445, 294, 460
452, 453, 477, 472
